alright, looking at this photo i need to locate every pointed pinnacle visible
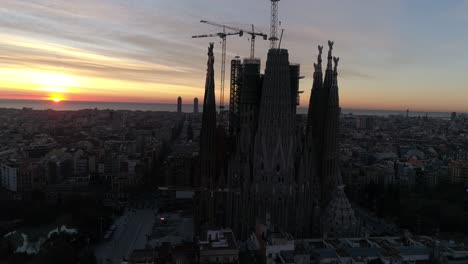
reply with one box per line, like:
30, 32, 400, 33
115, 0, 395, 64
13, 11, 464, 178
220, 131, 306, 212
318, 45, 323, 64
327, 41, 334, 70
333, 57, 339, 72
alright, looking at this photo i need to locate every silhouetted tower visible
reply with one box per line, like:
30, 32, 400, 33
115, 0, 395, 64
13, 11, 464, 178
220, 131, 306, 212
199, 43, 217, 188
320, 44, 357, 237
296, 45, 324, 237
177, 96, 182, 113
318, 41, 335, 156
251, 48, 296, 234
238, 58, 263, 161
194, 97, 199, 113
321, 44, 342, 206
234, 58, 262, 237
196, 43, 218, 231
308, 45, 324, 140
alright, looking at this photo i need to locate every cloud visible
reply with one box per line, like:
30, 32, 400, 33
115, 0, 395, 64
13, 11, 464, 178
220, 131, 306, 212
0, 0, 467, 111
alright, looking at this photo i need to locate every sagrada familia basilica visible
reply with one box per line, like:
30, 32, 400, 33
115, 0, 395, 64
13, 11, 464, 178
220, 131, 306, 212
195, 41, 358, 239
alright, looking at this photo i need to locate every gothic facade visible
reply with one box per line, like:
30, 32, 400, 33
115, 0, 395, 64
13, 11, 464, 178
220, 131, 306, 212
197, 41, 357, 239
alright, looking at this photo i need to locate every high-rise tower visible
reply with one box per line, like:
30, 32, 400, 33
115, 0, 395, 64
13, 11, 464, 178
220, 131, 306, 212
177, 96, 182, 113
194, 97, 199, 113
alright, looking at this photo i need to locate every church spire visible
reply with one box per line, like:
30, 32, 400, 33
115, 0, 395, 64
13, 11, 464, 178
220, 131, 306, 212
326, 40, 334, 70
253, 48, 297, 234
321, 53, 343, 206
306, 45, 324, 137
316, 45, 323, 72
199, 43, 217, 189
316, 40, 335, 156
323, 41, 334, 95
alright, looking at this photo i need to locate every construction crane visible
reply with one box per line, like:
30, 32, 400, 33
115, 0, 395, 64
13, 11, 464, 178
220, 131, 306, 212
200, 20, 268, 59
192, 28, 243, 111
269, 0, 280, 49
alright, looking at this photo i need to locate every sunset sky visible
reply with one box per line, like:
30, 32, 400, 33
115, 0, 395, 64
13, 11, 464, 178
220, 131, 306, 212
1, 0, 468, 112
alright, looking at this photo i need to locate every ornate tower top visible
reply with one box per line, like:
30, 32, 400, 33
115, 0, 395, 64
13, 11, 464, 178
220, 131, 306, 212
207, 42, 214, 64
333, 57, 339, 73
326, 41, 334, 70
315, 45, 324, 73
307, 44, 325, 139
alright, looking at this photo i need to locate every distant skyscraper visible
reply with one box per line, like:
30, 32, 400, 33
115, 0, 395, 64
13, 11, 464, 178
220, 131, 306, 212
451, 112, 457, 121
194, 97, 199, 113
177, 96, 182, 113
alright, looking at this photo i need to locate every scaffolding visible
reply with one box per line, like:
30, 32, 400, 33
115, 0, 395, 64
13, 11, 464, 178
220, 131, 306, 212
229, 57, 243, 135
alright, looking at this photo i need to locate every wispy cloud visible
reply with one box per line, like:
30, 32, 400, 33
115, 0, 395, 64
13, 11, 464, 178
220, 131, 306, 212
0, 0, 467, 111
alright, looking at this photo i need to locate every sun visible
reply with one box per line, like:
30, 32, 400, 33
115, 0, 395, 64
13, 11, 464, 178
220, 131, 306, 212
52, 97, 62, 103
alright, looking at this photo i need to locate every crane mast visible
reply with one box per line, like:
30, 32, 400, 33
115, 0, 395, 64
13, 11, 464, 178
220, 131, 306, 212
192, 27, 242, 112
250, 25, 256, 58
220, 26, 227, 111
201, 20, 267, 59
269, 0, 280, 49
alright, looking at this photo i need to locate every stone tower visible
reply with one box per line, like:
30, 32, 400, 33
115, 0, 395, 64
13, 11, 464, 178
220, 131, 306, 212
251, 49, 296, 234
307, 45, 324, 142
321, 51, 342, 206
320, 53, 357, 237
195, 43, 218, 232
220, 40, 358, 239
296, 45, 324, 237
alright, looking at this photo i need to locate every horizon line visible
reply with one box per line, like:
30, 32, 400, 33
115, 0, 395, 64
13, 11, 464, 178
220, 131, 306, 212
0, 98, 465, 114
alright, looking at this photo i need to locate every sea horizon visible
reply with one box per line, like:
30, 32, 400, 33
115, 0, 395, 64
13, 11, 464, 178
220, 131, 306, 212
0, 98, 461, 118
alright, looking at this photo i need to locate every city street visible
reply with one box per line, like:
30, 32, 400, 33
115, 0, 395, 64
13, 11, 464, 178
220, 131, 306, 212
95, 208, 156, 264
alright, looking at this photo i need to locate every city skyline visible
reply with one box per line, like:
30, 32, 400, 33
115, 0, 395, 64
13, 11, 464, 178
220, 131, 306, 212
1, 0, 468, 112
